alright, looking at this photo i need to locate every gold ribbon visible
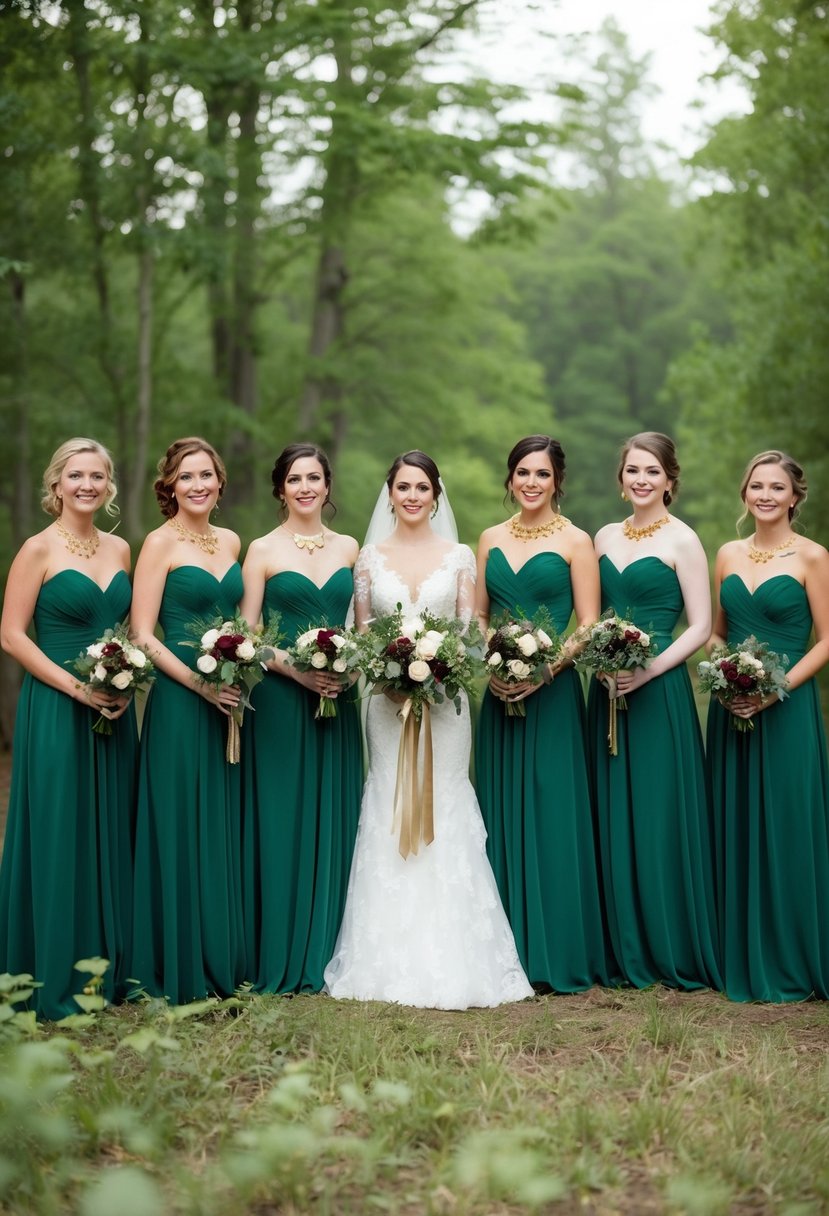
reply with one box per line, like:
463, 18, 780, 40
392, 698, 435, 859
226, 708, 242, 764
605, 675, 629, 757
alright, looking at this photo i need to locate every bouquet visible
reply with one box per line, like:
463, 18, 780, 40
187, 615, 282, 762
357, 607, 484, 858
285, 625, 361, 718
70, 622, 155, 735
484, 608, 562, 717
698, 636, 789, 732
576, 612, 657, 755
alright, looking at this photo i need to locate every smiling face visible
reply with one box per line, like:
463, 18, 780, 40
389, 463, 436, 524
510, 449, 556, 513
620, 447, 672, 512
282, 456, 328, 521
743, 460, 796, 526
174, 451, 221, 517
57, 451, 110, 516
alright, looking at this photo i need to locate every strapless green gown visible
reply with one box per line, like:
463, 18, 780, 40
0, 570, 138, 1020
587, 556, 722, 990
242, 568, 362, 992
476, 549, 614, 990
707, 573, 829, 1001
130, 564, 246, 1003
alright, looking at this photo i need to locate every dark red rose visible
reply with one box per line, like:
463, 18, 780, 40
316, 628, 339, 658
215, 633, 246, 656
737, 674, 756, 690
624, 629, 641, 642
723, 664, 739, 682
387, 637, 414, 660
101, 641, 123, 657
430, 660, 450, 683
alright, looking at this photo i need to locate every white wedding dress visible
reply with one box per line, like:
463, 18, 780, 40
324, 543, 533, 1009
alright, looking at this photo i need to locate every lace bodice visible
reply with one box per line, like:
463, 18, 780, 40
353, 543, 477, 626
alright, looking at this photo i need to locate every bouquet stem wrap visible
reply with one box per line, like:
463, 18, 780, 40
226, 707, 243, 764
605, 676, 629, 757
392, 698, 434, 859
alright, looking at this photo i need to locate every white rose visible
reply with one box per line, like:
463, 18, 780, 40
637, 631, 650, 647
488, 651, 503, 667
401, 616, 424, 639
236, 640, 256, 661
516, 633, 538, 657
86, 642, 105, 659
330, 633, 346, 650
126, 648, 147, 668
332, 657, 348, 673
408, 659, 431, 682
111, 670, 133, 690
311, 651, 329, 669
221, 621, 234, 633
754, 665, 766, 678
93, 663, 107, 682
201, 628, 220, 648
296, 629, 318, 648
197, 654, 218, 674
536, 629, 553, 649
506, 623, 521, 635
507, 659, 532, 679
415, 636, 439, 661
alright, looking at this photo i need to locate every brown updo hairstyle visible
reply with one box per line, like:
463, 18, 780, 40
738, 449, 807, 530
41, 437, 118, 518
271, 443, 335, 516
154, 437, 227, 518
617, 431, 680, 506
504, 435, 566, 504
385, 450, 442, 500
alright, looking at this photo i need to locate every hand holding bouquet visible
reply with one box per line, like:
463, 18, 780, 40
576, 612, 657, 754
71, 622, 156, 735
698, 636, 789, 732
286, 625, 361, 718
484, 609, 561, 716
188, 615, 282, 761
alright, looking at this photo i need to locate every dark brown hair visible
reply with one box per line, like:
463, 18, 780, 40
505, 435, 566, 502
618, 432, 680, 505
385, 451, 442, 499
271, 443, 335, 515
154, 437, 227, 518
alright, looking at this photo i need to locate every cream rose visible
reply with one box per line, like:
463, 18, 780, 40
637, 631, 650, 647
111, 670, 134, 690
197, 654, 218, 674
236, 640, 256, 661
201, 628, 220, 648
516, 633, 538, 657
93, 663, 107, 682
536, 629, 553, 649
408, 659, 431, 682
415, 635, 440, 661
311, 651, 329, 669
487, 651, 503, 667
330, 634, 347, 650
507, 658, 532, 679
126, 648, 147, 668
86, 642, 105, 659
401, 616, 424, 639
332, 657, 348, 674
296, 629, 319, 648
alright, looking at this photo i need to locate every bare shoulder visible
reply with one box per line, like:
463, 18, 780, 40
214, 524, 241, 552
99, 531, 130, 561
329, 530, 360, 563
716, 538, 743, 563
478, 521, 508, 549
669, 516, 706, 555
593, 520, 621, 552
565, 521, 594, 550
15, 529, 52, 565
800, 535, 829, 570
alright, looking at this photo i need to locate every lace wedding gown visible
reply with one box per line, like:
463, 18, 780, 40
324, 543, 533, 1009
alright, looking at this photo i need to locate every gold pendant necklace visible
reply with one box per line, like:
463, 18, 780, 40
747, 536, 796, 564
283, 524, 325, 553
55, 518, 100, 559
167, 515, 220, 555
623, 515, 669, 542
507, 512, 569, 542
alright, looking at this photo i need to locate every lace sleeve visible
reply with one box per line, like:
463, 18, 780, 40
353, 545, 375, 631
455, 545, 477, 625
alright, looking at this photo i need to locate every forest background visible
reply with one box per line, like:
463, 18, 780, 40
1, 0, 827, 746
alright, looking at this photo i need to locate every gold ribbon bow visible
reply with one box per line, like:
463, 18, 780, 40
392, 698, 435, 859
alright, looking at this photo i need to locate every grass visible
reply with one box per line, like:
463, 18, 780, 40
2, 985, 829, 1214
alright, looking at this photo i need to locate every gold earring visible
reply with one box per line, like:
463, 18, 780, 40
620, 491, 627, 501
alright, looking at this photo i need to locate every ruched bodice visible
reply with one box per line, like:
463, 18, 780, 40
720, 574, 811, 664
263, 567, 354, 641
159, 564, 243, 662
598, 556, 680, 649
485, 549, 573, 632
34, 569, 132, 664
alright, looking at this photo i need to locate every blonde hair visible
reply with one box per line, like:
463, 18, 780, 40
154, 437, 227, 518
41, 438, 118, 517
738, 449, 807, 531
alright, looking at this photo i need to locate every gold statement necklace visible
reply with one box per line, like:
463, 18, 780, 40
283, 524, 326, 553
507, 513, 569, 542
747, 536, 796, 564
168, 514, 220, 555
623, 515, 670, 542
55, 518, 100, 559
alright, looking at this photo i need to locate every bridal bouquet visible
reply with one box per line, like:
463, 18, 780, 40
285, 625, 361, 719
187, 615, 281, 762
698, 636, 789, 732
357, 608, 484, 859
576, 612, 657, 755
484, 608, 562, 717
71, 622, 156, 735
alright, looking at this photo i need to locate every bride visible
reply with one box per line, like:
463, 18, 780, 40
324, 451, 533, 1009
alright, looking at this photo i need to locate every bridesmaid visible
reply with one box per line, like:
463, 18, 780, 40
707, 450, 829, 1001
0, 439, 136, 1018
130, 437, 245, 1002
589, 432, 721, 990
240, 443, 362, 992
475, 435, 613, 991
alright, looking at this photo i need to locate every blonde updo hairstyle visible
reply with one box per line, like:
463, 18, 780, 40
738, 449, 807, 531
154, 437, 227, 519
617, 431, 680, 506
41, 438, 118, 518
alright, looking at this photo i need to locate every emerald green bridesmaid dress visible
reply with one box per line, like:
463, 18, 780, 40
476, 549, 615, 991
707, 573, 829, 1001
588, 556, 722, 990
0, 570, 138, 1019
242, 568, 362, 992
130, 564, 246, 1003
